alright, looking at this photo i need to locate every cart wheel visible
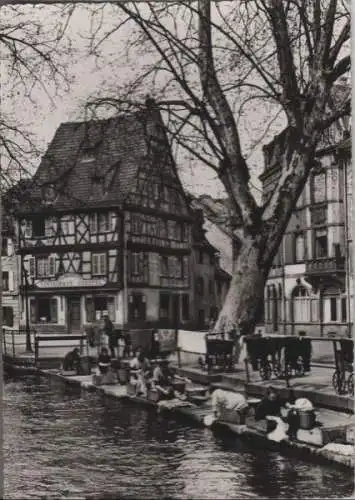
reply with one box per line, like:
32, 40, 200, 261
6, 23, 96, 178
260, 362, 272, 381
272, 362, 281, 379
296, 359, 305, 377
347, 373, 354, 396
332, 371, 346, 394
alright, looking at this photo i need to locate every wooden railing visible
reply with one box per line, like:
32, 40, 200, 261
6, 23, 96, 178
2, 328, 36, 358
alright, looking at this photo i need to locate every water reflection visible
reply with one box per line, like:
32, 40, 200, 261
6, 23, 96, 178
4, 376, 353, 499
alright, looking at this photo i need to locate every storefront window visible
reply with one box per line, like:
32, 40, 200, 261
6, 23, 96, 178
30, 297, 58, 323
85, 296, 115, 322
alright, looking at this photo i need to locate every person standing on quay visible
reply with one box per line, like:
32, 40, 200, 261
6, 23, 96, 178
103, 314, 116, 358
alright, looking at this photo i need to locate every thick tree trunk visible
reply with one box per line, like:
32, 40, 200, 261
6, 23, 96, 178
213, 235, 269, 336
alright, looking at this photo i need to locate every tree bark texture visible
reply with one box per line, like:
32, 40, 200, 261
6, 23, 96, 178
213, 234, 268, 335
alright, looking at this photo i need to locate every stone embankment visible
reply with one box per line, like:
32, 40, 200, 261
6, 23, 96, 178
39, 368, 355, 471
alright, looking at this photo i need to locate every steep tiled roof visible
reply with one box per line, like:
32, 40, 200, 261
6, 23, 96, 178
19, 110, 166, 212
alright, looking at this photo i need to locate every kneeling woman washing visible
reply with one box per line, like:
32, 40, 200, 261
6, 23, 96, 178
151, 359, 175, 400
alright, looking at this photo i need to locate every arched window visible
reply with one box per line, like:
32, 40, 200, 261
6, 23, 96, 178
271, 285, 278, 331
292, 285, 310, 323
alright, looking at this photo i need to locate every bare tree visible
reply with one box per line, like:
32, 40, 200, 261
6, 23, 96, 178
1, 0, 350, 335
82, 0, 350, 334
0, 4, 75, 190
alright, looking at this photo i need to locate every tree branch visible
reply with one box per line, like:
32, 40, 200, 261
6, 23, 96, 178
266, 0, 300, 125
198, 0, 258, 228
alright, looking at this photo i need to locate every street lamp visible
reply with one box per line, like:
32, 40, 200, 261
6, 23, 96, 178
23, 268, 33, 352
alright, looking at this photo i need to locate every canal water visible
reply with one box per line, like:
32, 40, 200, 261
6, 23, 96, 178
4, 375, 353, 499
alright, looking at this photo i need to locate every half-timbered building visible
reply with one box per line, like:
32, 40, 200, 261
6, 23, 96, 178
17, 109, 194, 333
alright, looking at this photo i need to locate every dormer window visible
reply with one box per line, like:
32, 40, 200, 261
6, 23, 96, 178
42, 185, 56, 204
80, 146, 96, 163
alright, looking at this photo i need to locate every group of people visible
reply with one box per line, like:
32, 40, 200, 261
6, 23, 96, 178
129, 347, 178, 399
87, 315, 132, 359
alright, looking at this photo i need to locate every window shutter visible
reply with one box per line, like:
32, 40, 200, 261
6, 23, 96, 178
100, 254, 106, 275
8, 271, 14, 291
92, 254, 98, 275
49, 256, 56, 276
30, 299, 37, 323
50, 298, 58, 323
29, 257, 35, 278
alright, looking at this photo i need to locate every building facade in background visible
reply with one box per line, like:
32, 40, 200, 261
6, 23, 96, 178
14, 111, 230, 334
262, 129, 352, 338
1, 213, 20, 328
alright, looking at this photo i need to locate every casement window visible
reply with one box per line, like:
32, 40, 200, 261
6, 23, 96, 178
208, 279, 214, 295
61, 219, 69, 235
159, 293, 170, 319
131, 252, 140, 275
160, 255, 169, 276
90, 213, 111, 233
92, 253, 106, 276
330, 297, 337, 322
89, 213, 97, 234
199, 251, 204, 264
37, 256, 56, 278
85, 296, 115, 322
314, 228, 328, 258
129, 252, 147, 279
159, 219, 168, 239
292, 286, 310, 323
98, 213, 111, 232
170, 256, 182, 278
3, 307, 14, 327
2, 237, 8, 256
128, 293, 146, 321
341, 297, 347, 322
45, 219, 54, 236
30, 297, 58, 323
182, 294, 189, 321
2, 271, 9, 291
311, 171, 326, 204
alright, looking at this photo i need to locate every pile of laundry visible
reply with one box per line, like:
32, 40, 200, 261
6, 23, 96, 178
157, 398, 193, 411
321, 443, 355, 456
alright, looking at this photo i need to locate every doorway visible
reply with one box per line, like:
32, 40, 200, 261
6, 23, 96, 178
67, 296, 81, 333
